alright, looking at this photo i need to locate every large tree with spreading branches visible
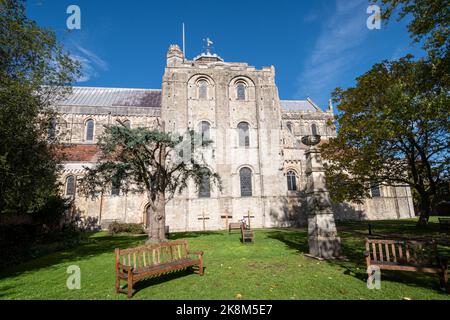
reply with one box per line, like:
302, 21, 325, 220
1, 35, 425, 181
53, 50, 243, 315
0, 0, 80, 215
79, 120, 221, 242
322, 56, 449, 227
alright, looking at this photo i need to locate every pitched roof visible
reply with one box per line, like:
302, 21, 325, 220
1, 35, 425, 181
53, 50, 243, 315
280, 99, 320, 112
56, 87, 161, 108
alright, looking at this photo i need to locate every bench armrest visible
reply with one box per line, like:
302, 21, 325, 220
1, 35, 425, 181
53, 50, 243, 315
188, 251, 204, 257
363, 251, 370, 258
117, 263, 134, 273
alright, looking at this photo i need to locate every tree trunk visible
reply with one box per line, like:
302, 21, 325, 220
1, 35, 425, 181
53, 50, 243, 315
146, 191, 167, 243
417, 192, 431, 227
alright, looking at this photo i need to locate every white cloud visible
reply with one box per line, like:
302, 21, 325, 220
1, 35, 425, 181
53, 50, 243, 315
67, 42, 109, 82
296, 0, 369, 106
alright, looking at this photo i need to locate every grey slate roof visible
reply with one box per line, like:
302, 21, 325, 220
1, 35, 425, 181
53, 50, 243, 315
280, 100, 319, 112
56, 87, 161, 108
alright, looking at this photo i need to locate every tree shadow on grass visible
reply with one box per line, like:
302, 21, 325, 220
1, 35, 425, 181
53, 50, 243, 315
266, 229, 309, 253
266, 227, 449, 295
168, 231, 222, 240
0, 234, 148, 280
127, 267, 205, 297
0, 230, 221, 281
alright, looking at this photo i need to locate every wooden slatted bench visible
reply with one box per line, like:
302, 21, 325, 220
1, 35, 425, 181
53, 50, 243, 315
115, 240, 203, 298
438, 218, 450, 230
241, 224, 254, 243
229, 222, 242, 233
364, 239, 448, 292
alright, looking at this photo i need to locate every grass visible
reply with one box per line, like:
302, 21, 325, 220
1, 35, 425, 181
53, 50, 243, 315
0, 217, 449, 300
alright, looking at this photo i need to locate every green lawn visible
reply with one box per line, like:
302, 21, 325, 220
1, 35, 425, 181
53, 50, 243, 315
0, 218, 449, 300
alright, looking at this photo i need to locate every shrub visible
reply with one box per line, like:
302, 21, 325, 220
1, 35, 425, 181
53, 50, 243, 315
108, 222, 145, 235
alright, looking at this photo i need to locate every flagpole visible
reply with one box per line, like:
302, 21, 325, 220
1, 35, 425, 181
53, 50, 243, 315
182, 23, 186, 59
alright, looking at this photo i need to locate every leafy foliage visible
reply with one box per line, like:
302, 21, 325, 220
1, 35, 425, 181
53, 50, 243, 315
322, 56, 449, 225
79, 120, 222, 241
0, 0, 80, 215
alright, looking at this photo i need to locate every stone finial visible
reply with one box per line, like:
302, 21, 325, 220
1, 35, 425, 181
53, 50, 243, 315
328, 99, 334, 113
167, 44, 184, 67
168, 44, 183, 56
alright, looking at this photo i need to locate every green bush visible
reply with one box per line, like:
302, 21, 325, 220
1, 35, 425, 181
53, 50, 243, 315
108, 222, 145, 235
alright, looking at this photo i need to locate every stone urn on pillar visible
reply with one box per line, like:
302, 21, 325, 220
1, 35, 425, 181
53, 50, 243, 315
301, 134, 341, 259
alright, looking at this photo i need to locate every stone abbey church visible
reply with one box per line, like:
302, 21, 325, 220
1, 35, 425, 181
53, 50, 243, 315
53, 44, 415, 232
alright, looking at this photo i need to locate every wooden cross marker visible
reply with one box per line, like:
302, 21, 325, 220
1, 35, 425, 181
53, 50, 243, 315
198, 210, 210, 231
221, 209, 233, 230
243, 210, 255, 229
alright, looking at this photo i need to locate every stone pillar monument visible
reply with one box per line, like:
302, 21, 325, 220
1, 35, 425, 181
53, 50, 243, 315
301, 135, 341, 259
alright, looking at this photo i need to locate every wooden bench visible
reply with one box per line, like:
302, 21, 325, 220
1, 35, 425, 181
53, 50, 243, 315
229, 222, 242, 233
115, 240, 203, 298
438, 218, 450, 230
241, 224, 254, 243
364, 239, 448, 292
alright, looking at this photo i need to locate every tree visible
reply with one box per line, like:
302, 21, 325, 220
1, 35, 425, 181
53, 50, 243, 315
322, 56, 449, 227
375, 0, 449, 82
0, 0, 80, 215
78, 120, 222, 242
376, 0, 449, 55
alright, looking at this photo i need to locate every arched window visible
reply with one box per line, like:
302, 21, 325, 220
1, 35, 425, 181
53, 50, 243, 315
85, 119, 94, 141
111, 178, 120, 196
286, 122, 293, 133
65, 175, 76, 196
199, 121, 210, 146
287, 171, 297, 191
198, 80, 208, 100
199, 170, 211, 198
238, 122, 250, 147
240, 167, 252, 197
311, 123, 318, 135
236, 83, 246, 101
370, 182, 381, 198
48, 118, 57, 142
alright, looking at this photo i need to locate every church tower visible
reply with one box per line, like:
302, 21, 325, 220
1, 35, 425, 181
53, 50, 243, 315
161, 42, 286, 231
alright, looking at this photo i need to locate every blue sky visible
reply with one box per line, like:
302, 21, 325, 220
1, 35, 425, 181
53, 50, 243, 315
26, 0, 425, 110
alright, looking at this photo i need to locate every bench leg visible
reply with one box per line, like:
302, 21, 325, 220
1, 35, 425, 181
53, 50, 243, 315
441, 270, 449, 293
115, 275, 120, 294
199, 258, 204, 276
127, 272, 133, 298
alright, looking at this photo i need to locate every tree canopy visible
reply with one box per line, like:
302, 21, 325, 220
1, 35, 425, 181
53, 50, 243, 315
322, 56, 449, 226
0, 0, 80, 215
79, 120, 222, 242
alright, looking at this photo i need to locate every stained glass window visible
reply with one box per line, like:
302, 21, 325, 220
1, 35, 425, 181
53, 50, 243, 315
48, 118, 57, 142
86, 119, 94, 141
199, 174, 210, 198
198, 80, 207, 100
237, 83, 246, 100
287, 171, 297, 191
311, 123, 318, 135
238, 122, 250, 147
370, 182, 381, 197
199, 121, 210, 146
66, 176, 76, 196
240, 167, 252, 197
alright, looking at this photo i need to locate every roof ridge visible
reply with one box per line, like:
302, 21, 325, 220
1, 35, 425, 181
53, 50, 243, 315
72, 86, 161, 91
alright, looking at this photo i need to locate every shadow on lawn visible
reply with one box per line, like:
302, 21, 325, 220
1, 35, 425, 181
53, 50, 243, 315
0, 234, 148, 280
128, 267, 204, 297
267, 226, 449, 295
0, 231, 220, 281
169, 231, 220, 240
